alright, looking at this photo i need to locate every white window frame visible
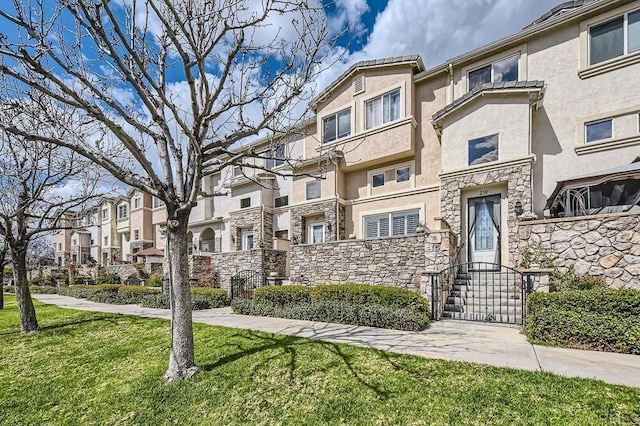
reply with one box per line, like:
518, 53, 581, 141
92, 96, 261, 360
363, 209, 420, 239
307, 221, 325, 244
103, 236, 108, 246
396, 166, 411, 183
274, 195, 289, 208
117, 204, 128, 220
233, 165, 242, 177
306, 180, 321, 200
102, 208, 108, 220
364, 88, 401, 130
372, 172, 385, 188
241, 229, 254, 251
467, 53, 520, 92
588, 8, 640, 66
585, 118, 614, 143
321, 107, 352, 143
133, 229, 140, 241
133, 197, 141, 209
265, 143, 286, 169
240, 197, 251, 209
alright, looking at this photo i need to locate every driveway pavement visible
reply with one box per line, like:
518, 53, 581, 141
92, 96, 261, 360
33, 294, 640, 388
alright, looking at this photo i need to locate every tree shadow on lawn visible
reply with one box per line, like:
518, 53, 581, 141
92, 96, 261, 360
199, 329, 391, 400
0, 313, 123, 338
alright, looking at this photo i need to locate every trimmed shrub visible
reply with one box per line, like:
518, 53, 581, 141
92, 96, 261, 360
253, 285, 311, 306
58, 284, 120, 302
117, 285, 161, 304
146, 272, 163, 287
310, 284, 430, 315
29, 275, 46, 286
140, 293, 170, 309
95, 272, 121, 285
191, 287, 229, 308
548, 266, 607, 292
527, 289, 640, 354
29, 285, 57, 294
232, 299, 429, 331
3, 286, 15, 293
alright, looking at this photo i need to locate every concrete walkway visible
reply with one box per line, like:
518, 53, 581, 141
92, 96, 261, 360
33, 294, 640, 388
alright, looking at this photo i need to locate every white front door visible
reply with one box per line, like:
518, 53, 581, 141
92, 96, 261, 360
307, 222, 325, 244
468, 196, 500, 269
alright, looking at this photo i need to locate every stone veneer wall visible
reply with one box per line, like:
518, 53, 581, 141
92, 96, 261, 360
290, 199, 344, 243
289, 230, 456, 289
229, 207, 263, 250
517, 212, 640, 289
206, 248, 287, 291
440, 161, 533, 265
101, 247, 121, 266
103, 264, 140, 282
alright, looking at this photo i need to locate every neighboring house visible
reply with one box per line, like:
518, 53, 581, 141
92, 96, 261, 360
128, 189, 154, 261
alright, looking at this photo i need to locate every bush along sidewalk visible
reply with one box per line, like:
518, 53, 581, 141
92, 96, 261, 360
233, 284, 430, 331
526, 289, 640, 354
58, 285, 229, 310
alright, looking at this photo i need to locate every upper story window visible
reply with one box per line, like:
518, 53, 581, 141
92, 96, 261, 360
365, 89, 400, 130
372, 172, 385, 188
322, 108, 351, 143
103, 236, 108, 246
590, 10, 640, 65
102, 208, 108, 220
133, 229, 140, 240
585, 119, 613, 142
468, 54, 519, 91
468, 134, 499, 166
117, 204, 128, 220
396, 167, 410, 183
240, 197, 251, 209
153, 197, 163, 208
133, 197, 141, 209
274, 195, 289, 208
266, 143, 285, 169
233, 165, 242, 177
306, 180, 321, 200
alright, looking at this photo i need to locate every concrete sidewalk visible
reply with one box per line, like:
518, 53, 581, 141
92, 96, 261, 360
33, 294, 640, 388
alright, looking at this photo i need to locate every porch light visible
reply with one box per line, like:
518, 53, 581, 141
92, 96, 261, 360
514, 201, 524, 216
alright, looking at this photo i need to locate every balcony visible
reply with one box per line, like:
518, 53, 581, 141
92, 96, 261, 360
116, 217, 129, 232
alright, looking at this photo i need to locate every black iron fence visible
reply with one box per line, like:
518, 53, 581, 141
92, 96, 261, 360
429, 263, 533, 325
230, 270, 268, 300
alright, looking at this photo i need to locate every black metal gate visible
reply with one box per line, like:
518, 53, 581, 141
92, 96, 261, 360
429, 263, 532, 325
230, 270, 267, 300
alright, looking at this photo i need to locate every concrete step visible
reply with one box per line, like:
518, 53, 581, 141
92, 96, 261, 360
442, 311, 523, 324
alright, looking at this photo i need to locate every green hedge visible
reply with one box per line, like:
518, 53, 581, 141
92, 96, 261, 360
140, 288, 229, 310
527, 290, 640, 354
232, 299, 429, 331
310, 284, 430, 315
237, 284, 430, 331
4, 285, 57, 294
253, 285, 311, 306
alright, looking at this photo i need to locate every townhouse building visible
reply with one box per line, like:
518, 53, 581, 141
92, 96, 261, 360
53, 0, 640, 291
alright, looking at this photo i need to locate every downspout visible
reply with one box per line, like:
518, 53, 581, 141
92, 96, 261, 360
332, 157, 340, 241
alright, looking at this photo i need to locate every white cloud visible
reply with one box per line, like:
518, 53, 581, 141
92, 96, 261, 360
350, 0, 563, 67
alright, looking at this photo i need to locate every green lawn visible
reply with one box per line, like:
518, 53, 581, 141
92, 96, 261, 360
1, 295, 639, 425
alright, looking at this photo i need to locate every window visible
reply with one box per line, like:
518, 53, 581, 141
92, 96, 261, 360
307, 223, 324, 244
91, 239, 94, 245
590, 10, 640, 65
58, 243, 62, 251
365, 89, 400, 130
104, 236, 108, 246
233, 165, 242, 177
585, 119, 613, 142
117, 204, 128, 219
240, 197, 251, 209
468, 54, 519, 91
274, 195, 289, 207
306, 180, 321, 200
266, 144, 285, 169
242, 229, 254, 251
153, 197, 163, 208
396, 166, 410, 183
72, 239, 77, 246
133, 229, 140, 240
133, 197, 141, 209
468, 134, 499, 166
322, 108, 351, 143
364, 210, 420, 238
372, 172, 385, 188
125, 234, 130, 242
102, 208, 108, 219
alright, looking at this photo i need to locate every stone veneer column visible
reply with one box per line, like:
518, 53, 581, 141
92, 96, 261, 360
290, 199, 342, 243
229, 207, 263, 250
439, 161, 533, 266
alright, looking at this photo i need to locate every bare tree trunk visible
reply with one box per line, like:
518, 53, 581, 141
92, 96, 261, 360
0, 246, 6, 309
163, 212, 198, 382
13, 247, 39, 333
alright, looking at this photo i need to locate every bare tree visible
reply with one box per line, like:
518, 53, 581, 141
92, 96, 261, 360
0, 239, 8, 310
0, 132, 101, 333
0, 1, 340, 381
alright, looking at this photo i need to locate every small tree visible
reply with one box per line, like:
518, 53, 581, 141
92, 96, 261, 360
0, 0, 340, 380
0, 131, 101, 332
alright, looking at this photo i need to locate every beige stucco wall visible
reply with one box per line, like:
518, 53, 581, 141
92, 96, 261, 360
440, 96, 531, 173
129, 190, 153, 241
415, 76, 447, 188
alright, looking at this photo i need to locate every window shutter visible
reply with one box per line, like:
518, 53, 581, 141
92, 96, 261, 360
407, 213, 419, 234
392, 215, 406, 236
380, 217, 389, 237
365, 218, 378, 238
